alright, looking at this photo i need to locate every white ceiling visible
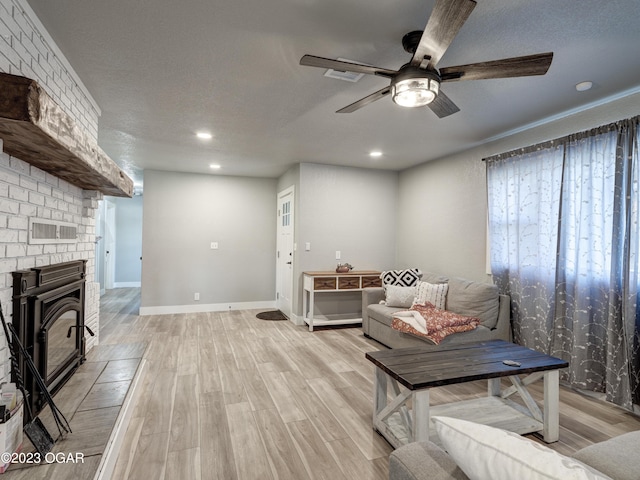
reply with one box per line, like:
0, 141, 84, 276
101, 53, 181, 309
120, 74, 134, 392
26, 0, 640, 187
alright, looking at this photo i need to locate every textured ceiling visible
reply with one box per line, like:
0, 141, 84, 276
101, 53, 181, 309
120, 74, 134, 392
25, 0, 640, 186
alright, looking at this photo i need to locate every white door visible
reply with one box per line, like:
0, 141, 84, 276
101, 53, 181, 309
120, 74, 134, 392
104, 199, 116, 290
276, 186, 294, 318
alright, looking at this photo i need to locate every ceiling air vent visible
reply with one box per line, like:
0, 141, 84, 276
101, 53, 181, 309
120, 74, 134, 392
29, 218, 78, 244
323, 58, 366, 82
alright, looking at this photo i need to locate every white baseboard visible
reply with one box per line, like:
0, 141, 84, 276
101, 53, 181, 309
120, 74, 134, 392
139, 300, 277, 316
288, 313, 305, 326
113, 282, 141, 288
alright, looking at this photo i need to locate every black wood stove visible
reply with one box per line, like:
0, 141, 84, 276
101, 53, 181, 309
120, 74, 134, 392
12, 260, 89, 417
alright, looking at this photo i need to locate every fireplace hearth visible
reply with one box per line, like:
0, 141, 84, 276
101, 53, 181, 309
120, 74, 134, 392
12, 260, 91, 417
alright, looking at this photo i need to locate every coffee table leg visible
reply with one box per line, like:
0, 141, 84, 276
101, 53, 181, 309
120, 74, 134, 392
543, 369, 560, 442
412, 389, 430, 442
488, 378, 501, 397
373, 367, 387, 425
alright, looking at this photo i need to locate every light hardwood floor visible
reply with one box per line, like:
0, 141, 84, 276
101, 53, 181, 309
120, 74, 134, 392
100, 289, 640, 479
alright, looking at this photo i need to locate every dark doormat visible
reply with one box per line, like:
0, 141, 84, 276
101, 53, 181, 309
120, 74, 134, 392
256, 310, 288, 321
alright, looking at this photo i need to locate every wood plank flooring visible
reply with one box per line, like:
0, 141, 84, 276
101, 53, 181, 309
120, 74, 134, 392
102, 289, 640, 480
7, 288, 640, 479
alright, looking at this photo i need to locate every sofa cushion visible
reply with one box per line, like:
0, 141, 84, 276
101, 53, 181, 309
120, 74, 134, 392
380, 268, 423, 287
421, 271, 449, 284
383, 285, 416, 308
389, 441, 469, 480
433, 416, 612, 480
367, 303, 404, 327
572, 430, 640, 480
446, 277, 500, 329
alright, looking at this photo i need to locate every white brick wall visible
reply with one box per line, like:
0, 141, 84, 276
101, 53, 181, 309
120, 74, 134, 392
0, 142, 103, 384
0, 2, 105, 384
0, 0, 100, 140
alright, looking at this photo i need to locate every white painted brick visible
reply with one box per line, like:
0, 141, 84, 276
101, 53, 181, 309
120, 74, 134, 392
36, 206, 51, 218
19, 203, 36, 216
0, 198, 19, 214
28, 190, 44, 205
1, 7, 20, 38
37, 183, 52, 196
51, 187, 63, 199
8, 184, 27, 201
0, 214, 6, 227
6, 244, 26, 257
19, 174, 37, 191
26, 245, 42, 256
16, 256, 35, 270
0, 257, 17, 274
17, 230, 26, 243
29, 165, 46, 181
0, 167, 20, 185
7, 215, 27, 229
43, 196, 57, 209
0, 228, 18, 242
0, 50, 13, 72
0, 183, 7, 197
8, 156, 29, 174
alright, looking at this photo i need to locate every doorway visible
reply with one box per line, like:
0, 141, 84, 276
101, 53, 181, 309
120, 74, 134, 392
276, 186, 294, 319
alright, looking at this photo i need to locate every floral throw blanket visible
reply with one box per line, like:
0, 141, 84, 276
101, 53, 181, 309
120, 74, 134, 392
391, 302, 480, 345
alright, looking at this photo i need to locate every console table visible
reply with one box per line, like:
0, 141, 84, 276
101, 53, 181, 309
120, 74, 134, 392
302, 270, 381, 331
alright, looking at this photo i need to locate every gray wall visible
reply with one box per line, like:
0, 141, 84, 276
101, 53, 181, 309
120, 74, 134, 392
113, 195, 143, 285
294, 163, 398, 317
397, 91, 640, 283
141, 170, 277, 310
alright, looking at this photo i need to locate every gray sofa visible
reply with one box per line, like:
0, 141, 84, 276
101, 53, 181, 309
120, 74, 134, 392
362, 272, 511, 349
389, 430, 640, 480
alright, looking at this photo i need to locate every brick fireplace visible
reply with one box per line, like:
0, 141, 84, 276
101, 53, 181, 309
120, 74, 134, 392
0, 149, 103, 387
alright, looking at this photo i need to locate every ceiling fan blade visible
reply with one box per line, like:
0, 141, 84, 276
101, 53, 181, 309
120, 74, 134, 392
336, 87, 392, 113
440, 52, 554, 81
411, 0, 477, 69
428, 90, 460, 118
300, 55, 397, 78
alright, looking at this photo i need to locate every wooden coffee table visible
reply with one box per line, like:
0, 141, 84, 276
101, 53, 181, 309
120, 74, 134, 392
365, 340, 569, 448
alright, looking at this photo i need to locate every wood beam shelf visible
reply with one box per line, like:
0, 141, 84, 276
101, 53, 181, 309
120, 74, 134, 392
0, 72, 133, 197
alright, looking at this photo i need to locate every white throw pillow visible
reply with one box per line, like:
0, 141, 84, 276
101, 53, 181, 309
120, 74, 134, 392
381, 285, 416, 308
432, 416, 612, 480
413, 281, 448, 310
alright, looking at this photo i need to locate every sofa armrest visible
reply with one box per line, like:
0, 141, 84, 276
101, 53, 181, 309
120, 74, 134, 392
493, 294, 512, 341
389, 442, 469, 480
571, 430, 640, 480
362, 287, 385, 335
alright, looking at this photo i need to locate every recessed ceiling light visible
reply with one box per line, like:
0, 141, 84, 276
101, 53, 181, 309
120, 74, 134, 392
209, 164, 221, 169
196, 131, 212, 140
370, 151, 383, 158
575, 81, 593, 92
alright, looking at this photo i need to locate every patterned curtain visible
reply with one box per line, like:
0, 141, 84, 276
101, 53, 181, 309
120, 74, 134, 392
486, 116, 640, 410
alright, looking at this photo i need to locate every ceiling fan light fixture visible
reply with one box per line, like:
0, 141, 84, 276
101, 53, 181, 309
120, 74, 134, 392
392, 77, 439, 108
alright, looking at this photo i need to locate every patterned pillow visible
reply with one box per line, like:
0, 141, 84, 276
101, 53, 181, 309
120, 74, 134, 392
413, 281, 448, 310
380, 268, 423, 287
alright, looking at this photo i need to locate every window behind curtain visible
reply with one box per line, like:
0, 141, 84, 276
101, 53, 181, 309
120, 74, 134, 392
486, 117, 640, 410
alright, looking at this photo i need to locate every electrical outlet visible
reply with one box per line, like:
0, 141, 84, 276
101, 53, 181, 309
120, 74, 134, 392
211, 242, 219, 249
194, 292, 200, 301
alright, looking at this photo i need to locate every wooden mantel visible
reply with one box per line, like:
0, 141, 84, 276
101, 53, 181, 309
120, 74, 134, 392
0, 72, 133, 197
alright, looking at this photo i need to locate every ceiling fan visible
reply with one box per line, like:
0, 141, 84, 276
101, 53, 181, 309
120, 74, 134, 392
300, 0, 553, 118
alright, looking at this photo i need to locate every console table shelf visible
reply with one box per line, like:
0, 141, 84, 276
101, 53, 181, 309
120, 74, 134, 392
302, 270, 381, 331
